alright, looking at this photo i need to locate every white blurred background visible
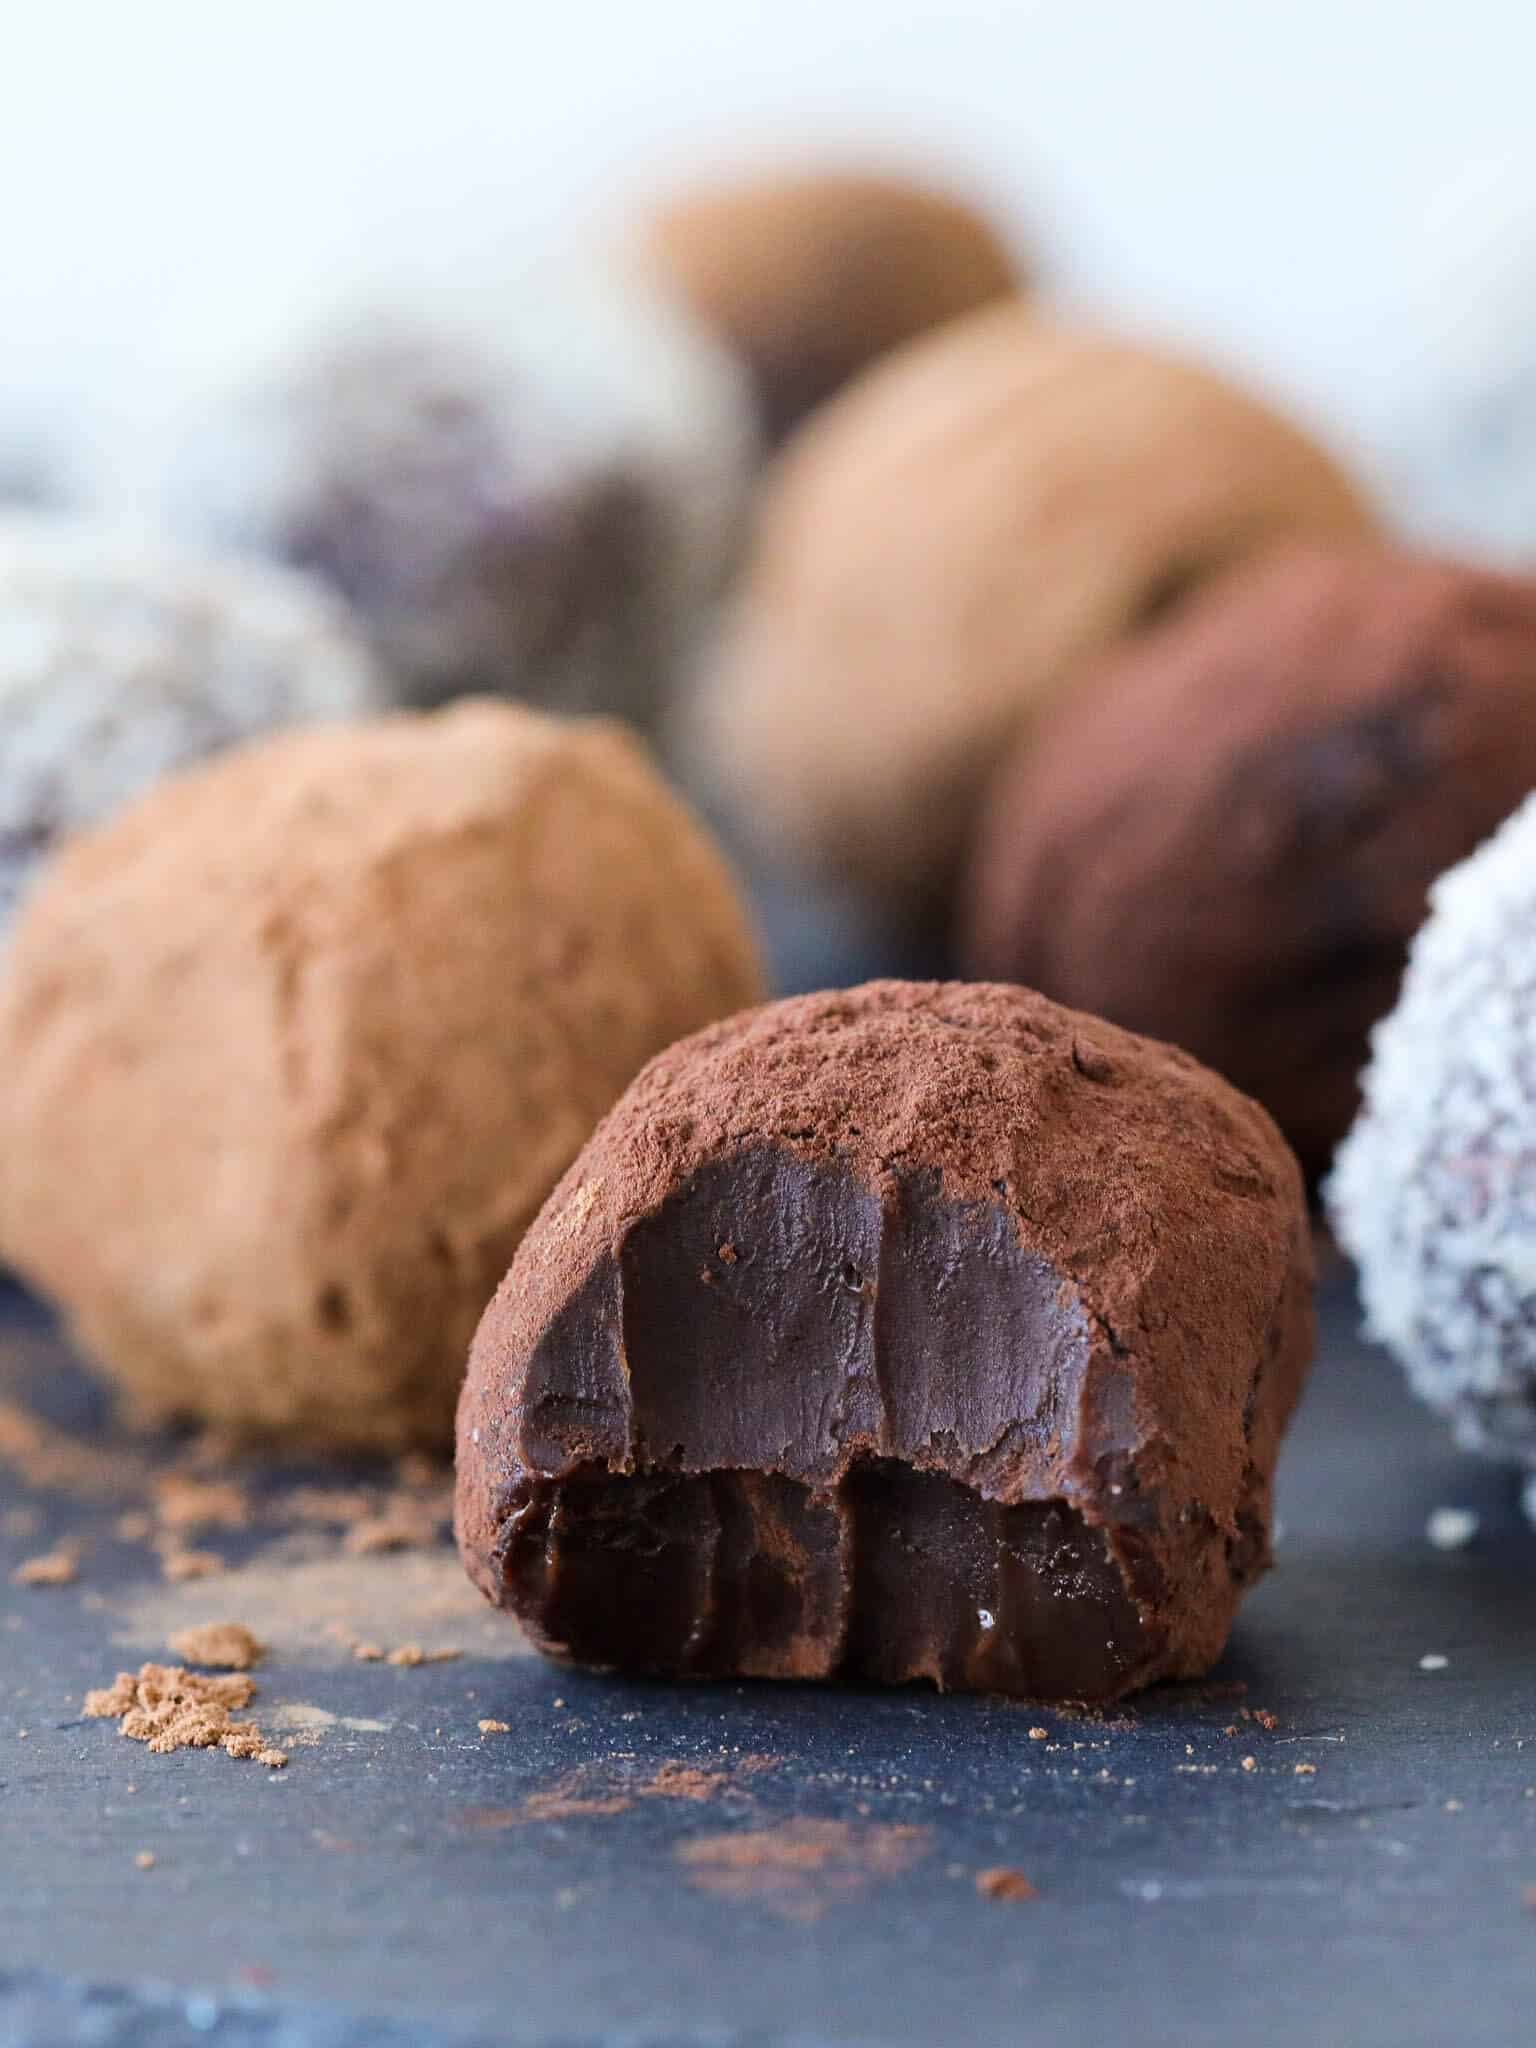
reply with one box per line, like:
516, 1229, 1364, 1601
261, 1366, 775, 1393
3, 0, 1535, 553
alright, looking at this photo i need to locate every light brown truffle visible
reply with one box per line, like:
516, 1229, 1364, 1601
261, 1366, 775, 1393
640, 168, 1024, 443
0, 701, 763, 1451
703, 311, 1376, 914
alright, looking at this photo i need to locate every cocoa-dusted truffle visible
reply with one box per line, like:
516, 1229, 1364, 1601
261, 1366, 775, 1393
0, 702, 764, 1452
91, 270, 758, 735
963, 545, 1536, 1185
702, 311, 1376, 914
457, 982, 1313, 1702
1328, 792, 1536, 1511
0, 514, 384, 937
639, 167, 1023, 444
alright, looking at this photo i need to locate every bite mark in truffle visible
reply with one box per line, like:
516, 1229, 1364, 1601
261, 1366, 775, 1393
458, 982, 1315, 1701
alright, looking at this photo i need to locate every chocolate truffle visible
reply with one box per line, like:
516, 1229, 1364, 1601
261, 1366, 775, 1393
962, 545, 1536, 1184
702, 311, 1376, 914
92, 270, 759, 734
639, 167, 1023, 443
1328, 792, 1536, 1512
0, 701, 764, 1452
0, 513, 385, 939
457, 981, 1313, 1702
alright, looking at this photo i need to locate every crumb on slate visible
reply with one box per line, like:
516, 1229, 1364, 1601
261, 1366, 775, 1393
1295, 1762, 1318, 1776
12, 1547, 78, 1587
478, 1719, 510, 1734
1028, 1727, 1048, 1741
168, 1622, 265, 1670
386, 1643, 461, 1667
134, 1852, 156, 1871
1241, 1756, 1257, 1772
976, 1867, 1039, 1902
159, 1547, 225, 1583
83, 1663, 287, 1768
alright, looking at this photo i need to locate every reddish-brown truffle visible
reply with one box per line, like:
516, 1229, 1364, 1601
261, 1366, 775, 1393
639, 167, 1024, 444
962, 544, 1536, 1184
701, 312, 1376, 915
457, 981, 1313, 1702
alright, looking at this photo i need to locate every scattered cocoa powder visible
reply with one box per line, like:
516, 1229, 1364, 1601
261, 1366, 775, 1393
976, 1867, 1039, 1902
168, 1622, 265, 1670
84, 1662, 287, 1768
636, 1761, 730, 1803
12, 1547, 78, 1587
1253, 1708, 1279, 1732
478, 1719, 510, 1734
159, 1547, 225, 1583
676, 1820, 931, 1921
153, 1475, 250, 1534
386, 1643, 461, 1668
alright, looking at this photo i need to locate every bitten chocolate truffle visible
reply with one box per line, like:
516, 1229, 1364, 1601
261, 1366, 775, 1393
639, 167, 1023, 443
1328, 792, 1536, 1515
457, 982, 1313, 1702
702, 312, 1375, 914
90, 270, 758, 735
963, 546, 1536, 1185
0, 702, 764, 1452
0, 514, 384, 937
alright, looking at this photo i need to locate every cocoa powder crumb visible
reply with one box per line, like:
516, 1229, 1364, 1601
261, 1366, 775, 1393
1253, 1709, 1279, 1731
386, 1643, 461, 1667
352, 1643, 384, 1663
976, 1866, 1039, 1902
12, 1548, 78, 1587
1241, 1756, 1258, 1773
478, 1719, 510, 1734
159, 1547, 225, 1583
1028, 1727, 1049, 1741
84, 1662, 286, 1767
168, 1622, 265, 1671
134, 1852, 156, 1871
153, 1476, 250, 1534
1294, 1762, 1318, 1776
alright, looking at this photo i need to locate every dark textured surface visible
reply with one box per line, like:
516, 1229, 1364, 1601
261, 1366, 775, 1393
4, 1259, 1536, 2048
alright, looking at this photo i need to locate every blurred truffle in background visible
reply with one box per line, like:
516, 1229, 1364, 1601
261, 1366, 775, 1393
962, 545, 1536, 1184
0, 513, 385, 938
0, 701, 764, 1452
700, 309, 1376, 924
83, 267, 759, 740
637, 165, 1025, 444
1327, 790, 1536, 1510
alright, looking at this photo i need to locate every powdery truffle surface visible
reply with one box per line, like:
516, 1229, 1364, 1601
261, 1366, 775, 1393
964, 546, 1536, 1184
641, 168, 1023, 443
1328, 791, 1536, 1493
101, 274, 758, 735
704, 310, 1375, 914
458, 982, 1314, 1702
0, 701, 763, 1452
0, 515, 383, 934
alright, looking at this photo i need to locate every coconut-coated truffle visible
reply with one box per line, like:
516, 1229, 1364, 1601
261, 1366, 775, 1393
0, 702, 764, 1452
702, 311, 1376, 914
90, 270, 759, 735
457, 981, 1314, 1702
1327, 792, 1536, 1507
0, 514, 384, 937
639, 167, 1024, 443
963, 546, 1536, 1185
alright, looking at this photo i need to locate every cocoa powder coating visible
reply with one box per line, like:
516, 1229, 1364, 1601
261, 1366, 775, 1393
457, 981, 1314, 1701
963, 545, 1536, 1183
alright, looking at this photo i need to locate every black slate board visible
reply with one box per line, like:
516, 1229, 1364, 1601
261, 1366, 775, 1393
3, 1257, 1535, 2048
